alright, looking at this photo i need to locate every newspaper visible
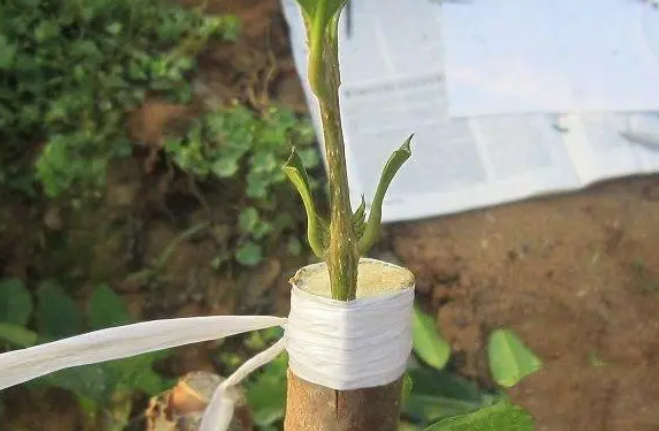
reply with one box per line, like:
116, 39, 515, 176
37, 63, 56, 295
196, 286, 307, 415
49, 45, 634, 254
440, 0, 659, 116
281, 0, 659, 222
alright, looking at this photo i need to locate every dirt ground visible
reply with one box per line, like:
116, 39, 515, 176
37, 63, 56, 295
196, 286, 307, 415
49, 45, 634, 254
4, 1, 659, 431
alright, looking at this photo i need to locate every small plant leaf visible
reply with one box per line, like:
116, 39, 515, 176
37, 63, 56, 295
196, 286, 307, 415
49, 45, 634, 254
246, 353, 289, 426
407, 367, 486, 405
283, 148, 326, 257
412, 306, 450, 370
246, 175, 269, 198
105, 351, 172, 395
402, 372, 414, 405
236, 241, 263, 267
89, 285, 132, 330
36, 281, 83, 339
403, 367, 489, 424
423, 401, 535, 431
352, 195, 367, 237
211, 157, 239, 178
40, 365, 112, 405
352, 194, 366, 224
0, 36, 17, 69
488, 329, 542, 388
298, 147, 320, 169
358, 135, 413, 254
239, 207, 260, 234
0, 278, 33, 326
251, 151, 278, 173
0, 323, 37, 347
252, 221, 273, 241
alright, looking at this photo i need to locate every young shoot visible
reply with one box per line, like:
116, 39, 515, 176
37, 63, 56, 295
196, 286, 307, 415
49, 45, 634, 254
283, 0, 412, 301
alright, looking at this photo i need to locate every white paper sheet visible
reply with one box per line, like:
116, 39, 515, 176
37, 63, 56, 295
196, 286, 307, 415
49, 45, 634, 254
441, 0, 659, 116
281, 0, 659, 223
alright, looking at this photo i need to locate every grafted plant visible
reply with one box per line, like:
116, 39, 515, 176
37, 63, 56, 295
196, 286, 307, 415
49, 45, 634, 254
283, 0, 413, 301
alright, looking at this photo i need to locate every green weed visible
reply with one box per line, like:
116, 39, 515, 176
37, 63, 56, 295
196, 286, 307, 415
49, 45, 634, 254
0, 0, 239, 197
164, 104, 321, 267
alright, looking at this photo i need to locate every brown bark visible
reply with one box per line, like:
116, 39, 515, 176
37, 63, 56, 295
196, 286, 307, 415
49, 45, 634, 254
284, 370, 404, 431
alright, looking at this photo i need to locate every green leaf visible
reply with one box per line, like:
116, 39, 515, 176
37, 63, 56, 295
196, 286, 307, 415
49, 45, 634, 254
298, 148, 320, 169
36, 281, 83, 339
211, 157, 239, 178
245, 327, 284, 350
131, 366, 172, 395
407, 367, 486, 406
488, 329, 542, 388
38, 350, 171, 405
89, 285, 131, 330
251, 152, 278, 173
404, 367, 488, 423
34, 21, 60, 42
0, 323, 37, 347
412, 306, 450, 370
423, 401, 535, 431
105, 351, 172, 395
0, 278, 33, 325
402, 373, 414, 404
106, 22, 122, 35
239, 207, 260, 234
352, 194, 366, 224
40, 365, 112, 405
252, 221, 272, 241
282, 148, 326, 258
408, 394, 485, 425
246, 172, 270, 198
0, 36, 17, 69
352, 194, 367, 236
358, 135, 413, 254
236, 241, 263, 267
246, 353, 288, 426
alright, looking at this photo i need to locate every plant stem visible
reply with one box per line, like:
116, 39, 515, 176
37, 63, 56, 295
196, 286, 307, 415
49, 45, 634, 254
317, 29, 359, 301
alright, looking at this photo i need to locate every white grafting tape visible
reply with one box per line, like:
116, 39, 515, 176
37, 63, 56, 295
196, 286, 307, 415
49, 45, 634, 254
0, 316, 286, 390
286, 283, 414, 390
0, 259, 415, 431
